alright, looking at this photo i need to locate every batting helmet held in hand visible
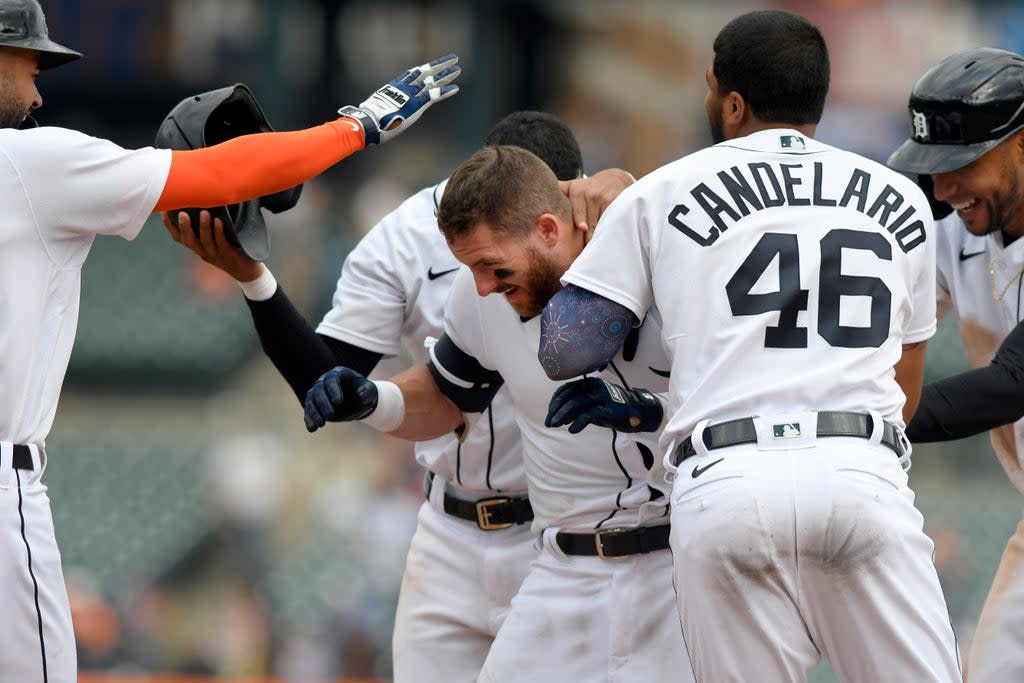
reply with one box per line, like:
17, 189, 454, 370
154, 84, 304, 261
0, 0, 81, 69
888, 48, 1024, 176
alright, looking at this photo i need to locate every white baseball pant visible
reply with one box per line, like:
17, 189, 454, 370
669, 429, 961, 682
392, 475, 537, 683
0, 443, 75, 683
477, 526, 695, 683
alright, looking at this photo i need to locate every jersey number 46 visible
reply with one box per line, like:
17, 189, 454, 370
726, 229, 892, 349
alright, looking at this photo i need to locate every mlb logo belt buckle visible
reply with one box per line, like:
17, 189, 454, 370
772, 422, 801, 439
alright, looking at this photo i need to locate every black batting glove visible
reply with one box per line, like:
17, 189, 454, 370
304, 366, 378, 433
546, 377, 663, 434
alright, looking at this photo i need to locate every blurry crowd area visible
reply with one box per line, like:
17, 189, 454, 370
36, 0, 1024, 681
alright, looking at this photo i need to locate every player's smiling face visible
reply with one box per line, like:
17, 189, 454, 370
449, 219, 569, 317
0, 47, 42, 129
931, 132, 1024, 238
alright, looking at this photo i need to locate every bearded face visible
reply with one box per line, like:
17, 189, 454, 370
0, 76, 32, 129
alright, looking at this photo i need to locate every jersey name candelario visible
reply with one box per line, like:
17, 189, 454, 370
669, 161, 927, 254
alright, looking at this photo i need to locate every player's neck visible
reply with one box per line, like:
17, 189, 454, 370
735, 120, 817, 139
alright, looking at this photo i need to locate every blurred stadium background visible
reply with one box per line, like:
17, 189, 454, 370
35, 0, 1024, 680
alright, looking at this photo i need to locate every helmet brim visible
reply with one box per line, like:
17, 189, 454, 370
886, 137, 1004, 175
36, 42, 81, 70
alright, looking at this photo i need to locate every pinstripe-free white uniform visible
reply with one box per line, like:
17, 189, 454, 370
0, 126, 170, 683
562, 129, 960, 681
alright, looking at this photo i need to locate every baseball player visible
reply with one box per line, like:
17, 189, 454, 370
303, 145, 694, 682
165, 111, 591, 683
888, 47, 1024, 683
538, 10, 961, 682
0, 2, 460, 679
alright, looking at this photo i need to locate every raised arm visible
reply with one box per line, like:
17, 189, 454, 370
154, 55, 460, 212
539, 283, 639, 380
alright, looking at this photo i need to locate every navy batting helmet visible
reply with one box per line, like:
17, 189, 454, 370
0, 0, 81, 69
154, 84, 303, 261
888, 48, 1024, 176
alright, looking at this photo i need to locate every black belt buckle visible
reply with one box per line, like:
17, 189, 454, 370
475, 496, 513, 530
595, 527, 627, 559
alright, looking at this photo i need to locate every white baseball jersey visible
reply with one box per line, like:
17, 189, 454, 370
437, 267, 671, 531
317, 180, 525, 494
932, 211, 1024, 683
0, 126, 170, 683
933, 213, 1024, 491
0, 127, 171, 445
563, 128, 937, 455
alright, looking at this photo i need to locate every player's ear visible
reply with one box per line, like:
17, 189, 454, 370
722, 91, 746, 133
535, 213, 563, 246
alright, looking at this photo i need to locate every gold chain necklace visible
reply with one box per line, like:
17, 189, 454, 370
989, 259, 1024, 301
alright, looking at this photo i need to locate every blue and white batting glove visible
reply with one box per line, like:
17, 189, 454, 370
304, 366, 379, 433
339, 53, 461, 145
545, 378, 663, 434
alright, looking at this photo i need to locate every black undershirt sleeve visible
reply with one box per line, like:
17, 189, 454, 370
906, 320, 1024, 442
244, 285, 383, 404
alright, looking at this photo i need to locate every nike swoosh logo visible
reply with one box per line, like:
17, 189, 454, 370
427, 266, 459, 281
959, 249, 985, 261
691, 457, 724, 479
340, 119, 362, 133
648, 367, 671, 378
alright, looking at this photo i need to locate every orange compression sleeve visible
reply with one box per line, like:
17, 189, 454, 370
155, 118, 365, 212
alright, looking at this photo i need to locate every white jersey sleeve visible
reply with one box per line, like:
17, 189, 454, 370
317, 182, 460, 365
1, 127, 170, 263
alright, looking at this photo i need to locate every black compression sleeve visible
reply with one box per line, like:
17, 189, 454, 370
245, 285, 382, 403
906, 321, 1024, 442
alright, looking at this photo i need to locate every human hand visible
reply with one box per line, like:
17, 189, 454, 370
546, 377, 662, 434
339, 54, 461, 145
304, 366, 379, 433
560, 168, 636, 236
162, 210, 265, 283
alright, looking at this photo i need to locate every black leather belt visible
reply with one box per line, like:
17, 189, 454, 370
556, 524, 671, 558
673, 411, 905, 467
12, 444, 32, 471
426, 472, 533, 531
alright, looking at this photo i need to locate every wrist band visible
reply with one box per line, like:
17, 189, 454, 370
238, 267, 277, 301
362, 380, 405, 432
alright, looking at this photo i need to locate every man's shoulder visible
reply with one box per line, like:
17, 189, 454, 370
0, 125, 91, 153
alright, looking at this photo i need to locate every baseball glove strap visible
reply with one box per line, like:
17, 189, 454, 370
556, 524, 671, 559
673, 410, 905, 466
